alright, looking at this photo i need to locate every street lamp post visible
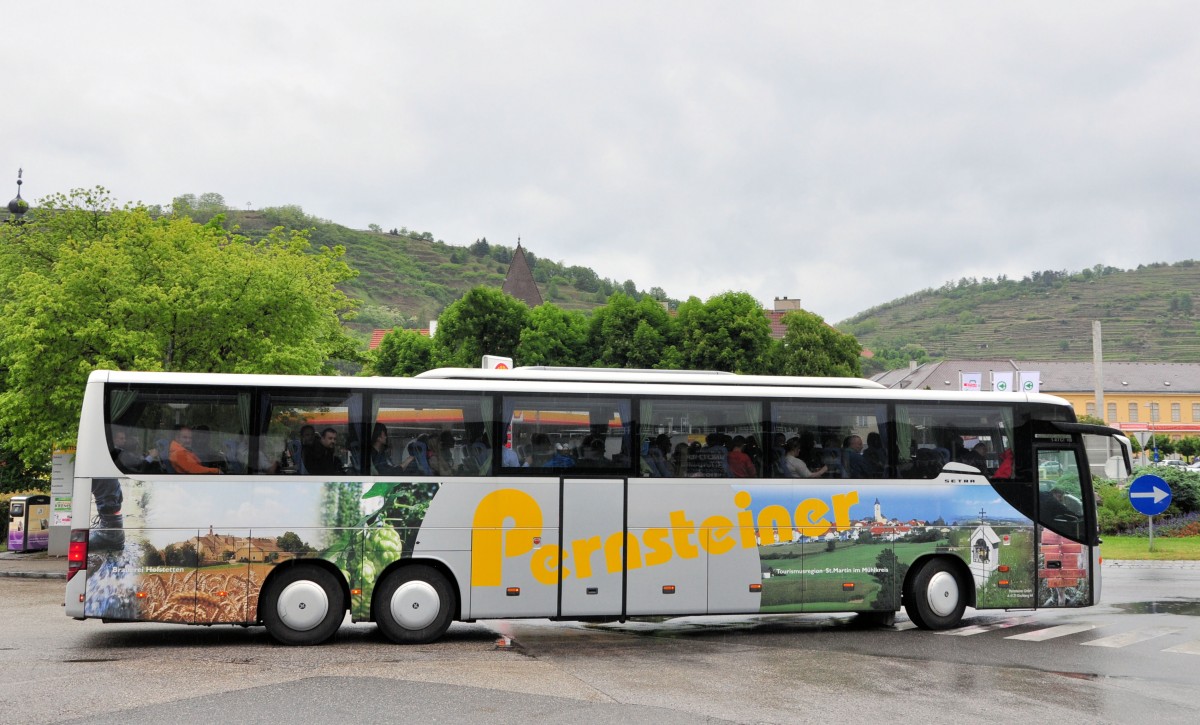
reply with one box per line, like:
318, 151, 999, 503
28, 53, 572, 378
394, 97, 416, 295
1145, 402, 1159, 464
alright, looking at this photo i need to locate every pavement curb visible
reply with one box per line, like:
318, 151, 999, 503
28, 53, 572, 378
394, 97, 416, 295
0, 570, 66, 580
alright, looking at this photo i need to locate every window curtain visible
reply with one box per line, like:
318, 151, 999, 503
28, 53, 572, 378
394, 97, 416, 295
108, 389, 138, 423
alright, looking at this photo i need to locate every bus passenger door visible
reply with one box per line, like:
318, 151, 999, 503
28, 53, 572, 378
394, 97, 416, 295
1035, 448, 1092, 607
560, 478, 625, 617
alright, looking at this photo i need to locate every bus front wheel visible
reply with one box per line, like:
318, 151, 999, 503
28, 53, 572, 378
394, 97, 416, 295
903, 558, 966, 630
261, 566, 345, 646
375, 565, 456, 645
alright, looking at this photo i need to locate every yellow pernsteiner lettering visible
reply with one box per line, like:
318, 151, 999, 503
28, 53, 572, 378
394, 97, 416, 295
831, 491, 859, 530
757, 504, 793, 544
735, 490, 757, 549
571, 536, 602, 579
643, 527, 672, 566
796, 497, 831, 538
471, 489, 544, 587
669, 510, 699, 559
700, 515, 735, 555
605, 531, 637, 573
531, 545, 563, 585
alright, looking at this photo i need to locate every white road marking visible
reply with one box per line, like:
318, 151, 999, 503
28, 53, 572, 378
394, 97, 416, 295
1006, 623, 1098, 641
1081, 626, 1182, 648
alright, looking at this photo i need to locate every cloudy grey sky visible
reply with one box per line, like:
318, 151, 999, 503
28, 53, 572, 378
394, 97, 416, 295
7, 2, 1198, 323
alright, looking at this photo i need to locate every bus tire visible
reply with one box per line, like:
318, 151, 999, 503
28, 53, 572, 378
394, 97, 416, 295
903, 558, 966, 630
261, 566, 345, 646
375, 565, 456, 645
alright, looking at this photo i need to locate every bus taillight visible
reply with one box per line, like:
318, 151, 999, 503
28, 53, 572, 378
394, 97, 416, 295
67, 529, 88, 582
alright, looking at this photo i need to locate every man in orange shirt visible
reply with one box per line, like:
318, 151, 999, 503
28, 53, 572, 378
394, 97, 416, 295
170, 426, 223, 474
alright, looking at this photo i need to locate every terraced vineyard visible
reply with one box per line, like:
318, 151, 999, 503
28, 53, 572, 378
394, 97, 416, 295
840, 262, 1200, 363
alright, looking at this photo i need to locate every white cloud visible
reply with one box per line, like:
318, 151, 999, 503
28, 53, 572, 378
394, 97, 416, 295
7, 1, 1198, 322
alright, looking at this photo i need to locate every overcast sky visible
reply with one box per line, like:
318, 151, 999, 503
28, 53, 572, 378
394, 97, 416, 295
7, 2, 1198, 323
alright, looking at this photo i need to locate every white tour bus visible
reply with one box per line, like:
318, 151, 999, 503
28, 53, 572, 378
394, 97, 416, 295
66, 367, 1131, 645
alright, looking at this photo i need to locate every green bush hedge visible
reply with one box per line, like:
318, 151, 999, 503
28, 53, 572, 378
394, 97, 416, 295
1096, 467, 1200, 535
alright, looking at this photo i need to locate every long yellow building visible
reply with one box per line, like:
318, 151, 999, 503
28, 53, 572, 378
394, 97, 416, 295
873, 360, 1200, 442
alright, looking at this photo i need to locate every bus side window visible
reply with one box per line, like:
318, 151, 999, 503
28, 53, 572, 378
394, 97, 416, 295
769, 400, 887, 479
503, 395, 632, 473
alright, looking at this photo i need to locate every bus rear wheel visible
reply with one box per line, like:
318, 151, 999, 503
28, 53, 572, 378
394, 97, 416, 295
375, 565, 456, 645
261, 566, 345, 646
903, 558, 966, 630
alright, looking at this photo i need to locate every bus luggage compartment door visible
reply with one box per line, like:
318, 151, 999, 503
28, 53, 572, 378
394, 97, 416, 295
560, 478, 625, 617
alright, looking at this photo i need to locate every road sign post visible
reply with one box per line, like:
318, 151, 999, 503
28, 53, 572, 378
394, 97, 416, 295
1127, 474, 1172, 552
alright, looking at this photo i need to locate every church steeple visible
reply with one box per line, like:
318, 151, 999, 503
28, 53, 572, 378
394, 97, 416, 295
501, 238, 543, 307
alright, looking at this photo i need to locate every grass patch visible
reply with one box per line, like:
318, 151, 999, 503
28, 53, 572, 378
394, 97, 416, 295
1102, 535, 1200, 560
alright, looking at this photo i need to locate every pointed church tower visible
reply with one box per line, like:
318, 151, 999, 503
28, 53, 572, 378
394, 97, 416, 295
502, 239, 543, 307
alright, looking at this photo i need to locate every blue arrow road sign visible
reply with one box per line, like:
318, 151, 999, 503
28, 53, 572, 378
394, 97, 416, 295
1128, 474, 1172, 516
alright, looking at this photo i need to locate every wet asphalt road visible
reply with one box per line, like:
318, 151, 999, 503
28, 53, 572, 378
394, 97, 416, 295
2, 564, 1198, 724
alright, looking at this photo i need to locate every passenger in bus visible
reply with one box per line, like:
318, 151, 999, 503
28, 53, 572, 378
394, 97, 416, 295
692, 433, 731, 477
863, 432, 887, 474
770, 432, 788, 476
110, 428, 160, 472
783, 437, 827, 478
303, 427, 345, 475
1041, 487, 1078, 522
744, 435, 764, 474
501, 441, 523, 468
169, 426, 223, 474
672, 441, 691, 476
370, 423, 404, 475
993, 448, 1014, 479
842, 435, 875, 478
728, 436, 757, 478
819, 436, 844, 477
544, 442, 577, 469
799, 432, 822, 472
192, 425, 224, 470
425, 432, 454, 475
643, 434, 674, 476
961, 441, 990, 473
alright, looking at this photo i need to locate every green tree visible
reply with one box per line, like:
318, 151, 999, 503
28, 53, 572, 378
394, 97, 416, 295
171, 193, 197, 215
1175, 435, 1199, 462
276, 531, 311, 554
0, 187, 358, 464
196, 192, 226, 213
0, 442, 50, 494
516, 303, 588, 366
871, 548, 909, 610
585, 292, 675, 368
766, 310, 863, 377
142, 546, 164, 567
431, 286, 529, 367
676, 292, 772, 373
372, 328, 434, 377
469, 237, 490, 256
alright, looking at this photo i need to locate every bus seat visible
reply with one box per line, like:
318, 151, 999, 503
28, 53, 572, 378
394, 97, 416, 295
156, 439, 174, 473
223, 439, 245, 474
286, 439, 306, 474
403, 440, 433, 475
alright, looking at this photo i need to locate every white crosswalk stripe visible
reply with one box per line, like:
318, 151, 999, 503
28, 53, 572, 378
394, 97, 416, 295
1080, 626, 1182, 648
1163, 640, 1200, 655
939, 616, 1034, 636
899, 617, 1200, 656
1006, 623, 1098, 641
